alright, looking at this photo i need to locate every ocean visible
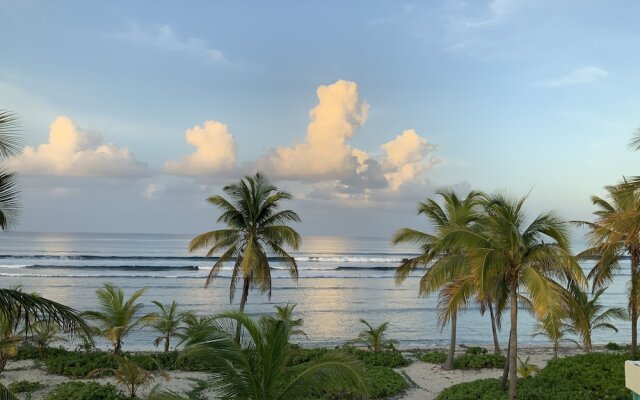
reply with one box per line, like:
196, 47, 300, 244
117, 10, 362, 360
0, 232, 631, 351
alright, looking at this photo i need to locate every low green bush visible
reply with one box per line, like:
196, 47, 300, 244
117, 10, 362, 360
46, 382, 127, 400
44, 350, 118, 377
437, 352, 632, 400
463, 346, 488, 355
453, 348, 505, 369
342, 346, 409, 368
366, 365, 409, 398
419, 350, 447, 364
288, 346, 329, 366
15, 345, 67, 360
8, 380, 44, 393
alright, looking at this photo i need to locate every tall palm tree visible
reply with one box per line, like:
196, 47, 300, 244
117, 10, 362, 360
148, 300, 186, 352
0, 110, 92, 397
189, 172, 301, 339
393, 189, 483, 370
83, 284, 158, 354
576, 183, 640, 356
443, 193, 585, 399
150, 311, 368, 400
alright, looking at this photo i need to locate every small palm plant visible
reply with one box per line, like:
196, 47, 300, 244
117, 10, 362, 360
0, 311, 20, 373
150, 311, 368, 400
89, 356, 169, 398
568, 284, 627, 352
354, 319, 398, 352
517, 356, 540, 378
83, 284, 158, 354
25, 320, 67, 357
532, 316, 579, 360
271, 303, 307, 338
148, 301, 186, 352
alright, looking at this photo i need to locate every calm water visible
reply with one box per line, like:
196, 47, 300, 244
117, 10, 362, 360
0, 232, 631, 351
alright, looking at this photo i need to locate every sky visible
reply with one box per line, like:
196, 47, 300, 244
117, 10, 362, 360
1, 0, 640, 238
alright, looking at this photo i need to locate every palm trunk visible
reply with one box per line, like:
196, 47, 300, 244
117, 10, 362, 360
489, 302, 500, 354
553, 340, 558, 360
508, 282, 518, 400
501, 335, 511, 390
235, 276, 251, 342
444, 311, 457, 370
114, 338, 122, 355
631, 252, 639, 358
164, 337, 170, 352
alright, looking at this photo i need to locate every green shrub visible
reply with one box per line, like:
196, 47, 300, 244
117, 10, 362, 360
288, 346, 329, 366
463, 346, 488, 355
605, 342, 628, 351
8, 380, 44, 393
44, 351, 118, 377
419, 350, 447, 364
342, 346, 409, 368
46, 382, 127, 400
15, 345, 67, 360
299, 364, 408, 399
453, 352, 505, 369
437, 353, 632, 400
366, 365, 409, 398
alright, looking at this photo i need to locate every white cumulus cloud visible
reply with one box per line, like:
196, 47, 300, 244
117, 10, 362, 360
9, 116, 151, 178
381, 129, 438, 191
260, 80, 369, 180
164, 120, 236, 176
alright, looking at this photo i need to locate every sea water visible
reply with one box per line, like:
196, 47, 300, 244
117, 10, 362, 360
0, 232, 631, 351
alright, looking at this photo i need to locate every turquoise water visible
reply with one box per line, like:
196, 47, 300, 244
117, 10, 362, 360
0, 232, 631, 351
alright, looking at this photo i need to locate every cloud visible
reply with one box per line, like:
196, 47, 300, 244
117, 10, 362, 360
164, 120, 236, 176
534, 66, 608, 87
121, 21, 231, 66
9, 116, 151, 178
259, 80, 369, 180
381, 129, 438, 191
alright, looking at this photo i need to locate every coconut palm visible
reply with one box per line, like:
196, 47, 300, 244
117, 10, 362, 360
354, 319, 397, 352
24, 320, 67, 357
148, 301, 186, 352
568, 284, 627, 352
83, 284, 158, 354
576, 183, 640, 357
393, 189, 483, 369
149, 311, 368, 400
189, 172, 301, 340
442, 193, 586, 399
0, 110, 92, 397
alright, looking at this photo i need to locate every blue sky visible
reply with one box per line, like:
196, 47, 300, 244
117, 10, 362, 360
1, 0, 639, 239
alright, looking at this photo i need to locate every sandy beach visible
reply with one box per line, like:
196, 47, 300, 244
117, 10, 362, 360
0, 346, 588, 399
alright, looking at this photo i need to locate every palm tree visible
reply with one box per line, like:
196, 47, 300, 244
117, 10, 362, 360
568, 284, 627, 352
393, 189, 483, 370
89, 356, 169, 398
0, 110, 92, 397
189, 172, 301, 340
272, 303, 307, 338
148, 300, 186, 352
83, 284, 158, 354
25, 320, 67, 357
354, 319, 397, 352
576, 183, 640, 356
150, 311, 368, 400
443, 193, 586, 399
532, 315, 578, 360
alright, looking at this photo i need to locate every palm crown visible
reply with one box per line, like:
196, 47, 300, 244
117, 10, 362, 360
189, 172, 301, 332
